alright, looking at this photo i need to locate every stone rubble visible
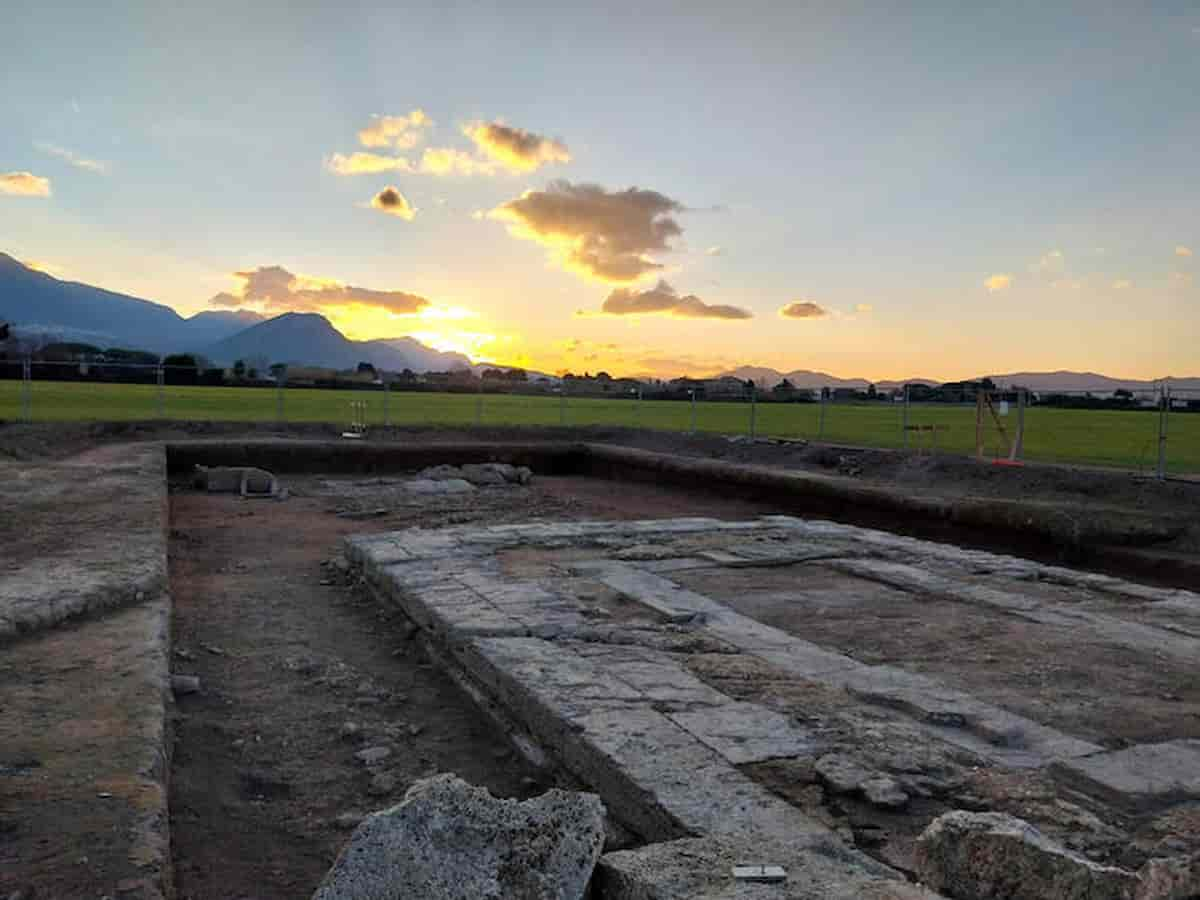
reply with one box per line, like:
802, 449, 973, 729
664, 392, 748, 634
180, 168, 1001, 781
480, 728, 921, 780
311, 773, 605, 900
914, 811, 1139, 900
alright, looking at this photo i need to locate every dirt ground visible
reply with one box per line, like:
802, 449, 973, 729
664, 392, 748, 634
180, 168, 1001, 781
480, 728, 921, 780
674, 564, 1200, 748
167, 473, 775, 899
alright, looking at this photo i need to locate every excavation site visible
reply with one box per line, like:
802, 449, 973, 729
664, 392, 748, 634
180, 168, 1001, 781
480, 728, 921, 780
2, 425, 1199, 900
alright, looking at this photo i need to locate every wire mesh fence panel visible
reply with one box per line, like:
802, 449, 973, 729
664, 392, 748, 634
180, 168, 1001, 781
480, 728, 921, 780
753, 401, 822, 440
0, 376, 21, 420
28, 373, 160, 421
164, 384, 282, 422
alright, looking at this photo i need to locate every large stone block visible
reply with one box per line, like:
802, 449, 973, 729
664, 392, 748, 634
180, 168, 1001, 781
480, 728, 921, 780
914, 811, 1138, 900
312, 774, 605, 900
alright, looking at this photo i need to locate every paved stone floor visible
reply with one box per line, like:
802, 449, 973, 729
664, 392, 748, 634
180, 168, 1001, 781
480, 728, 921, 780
347, 515, 1200, 897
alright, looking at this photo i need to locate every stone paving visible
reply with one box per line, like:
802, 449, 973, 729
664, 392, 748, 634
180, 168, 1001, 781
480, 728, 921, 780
346, 515, 1200, 898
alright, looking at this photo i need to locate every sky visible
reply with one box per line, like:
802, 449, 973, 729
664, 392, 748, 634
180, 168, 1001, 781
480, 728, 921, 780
1, 1, 1197, 381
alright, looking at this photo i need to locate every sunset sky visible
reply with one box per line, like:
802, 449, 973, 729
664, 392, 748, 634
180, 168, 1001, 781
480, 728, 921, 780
2, 3, 1197, 380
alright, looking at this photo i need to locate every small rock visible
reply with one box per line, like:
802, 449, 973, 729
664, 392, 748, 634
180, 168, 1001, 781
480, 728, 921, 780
397, 621, 419, 641
174, 648, 195, 661
409, 724, 424, 737
368, 773, 397, 796
515, 466, 533, 485
339, 722, 362, 741
1138, 853, 1200, 899
355, 746, 392, 766
333, 558, 350, 574
170, 675, 201, 696
814, 754, 871, 794
915, 810, 1138, 900
202, 644, 225, 656
861, 776, 909, 809
334, 812, 365, 829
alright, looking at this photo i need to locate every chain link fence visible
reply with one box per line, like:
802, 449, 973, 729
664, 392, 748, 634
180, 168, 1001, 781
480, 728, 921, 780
1, 362, 1195, 478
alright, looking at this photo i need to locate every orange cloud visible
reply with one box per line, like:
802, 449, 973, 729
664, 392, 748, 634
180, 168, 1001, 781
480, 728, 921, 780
0, 172, 51, 196
209, 265, 431, 315
778, 301, 828, 319
357, 110, 429, 149
1177, 245, 1194, 258
984, 273, 1012, 292
370, 186, 416, 220
490, 180, 685, 284
599, 280, 751, 320
462, 121, 570, 173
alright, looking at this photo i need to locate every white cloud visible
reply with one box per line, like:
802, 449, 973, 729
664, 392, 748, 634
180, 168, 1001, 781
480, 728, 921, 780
36, 142, 109, 175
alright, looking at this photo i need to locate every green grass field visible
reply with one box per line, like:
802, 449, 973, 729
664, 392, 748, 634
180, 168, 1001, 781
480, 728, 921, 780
1, 380, 1195, 474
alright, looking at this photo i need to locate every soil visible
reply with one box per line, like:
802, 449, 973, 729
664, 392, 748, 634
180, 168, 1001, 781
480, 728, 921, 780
167, 473, 774, 899
673, 564, 1200, 747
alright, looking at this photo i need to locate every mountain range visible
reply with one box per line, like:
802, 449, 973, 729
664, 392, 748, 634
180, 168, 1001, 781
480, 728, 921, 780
0, 253, 469, 372
2, 252, 1195, 388
717, 367, 1200, 393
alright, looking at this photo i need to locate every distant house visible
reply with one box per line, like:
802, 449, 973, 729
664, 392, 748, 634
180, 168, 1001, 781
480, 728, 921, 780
703, 376, 750, 399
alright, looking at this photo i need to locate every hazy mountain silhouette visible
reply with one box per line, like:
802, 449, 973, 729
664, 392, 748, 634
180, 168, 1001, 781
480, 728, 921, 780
206, 312, 470, 372
721, 365, 1198, 393
0, 253, 259, 350
0, 254, 467, 372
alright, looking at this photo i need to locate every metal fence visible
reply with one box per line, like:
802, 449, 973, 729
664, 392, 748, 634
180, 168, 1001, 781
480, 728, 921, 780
0, 362, 1196, 478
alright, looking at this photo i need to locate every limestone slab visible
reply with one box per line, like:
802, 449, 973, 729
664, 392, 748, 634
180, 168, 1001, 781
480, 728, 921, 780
1050, 741, 1200, 811
668, 702, 815, 765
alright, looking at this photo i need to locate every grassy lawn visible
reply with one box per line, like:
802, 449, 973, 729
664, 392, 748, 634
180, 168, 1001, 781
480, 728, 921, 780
0, 380, 1194, 474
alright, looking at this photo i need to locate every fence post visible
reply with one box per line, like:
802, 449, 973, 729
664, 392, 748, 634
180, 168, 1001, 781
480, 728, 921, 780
276, 371, 285, 423
902, 385, 910, 448
21, 357, 32, 423
749, 386, 757, 439
474, 390, 483, 428
559, 388, 566, 426
383, 381, 391, 427
632, 387, 641, 428
1157, 384, 1170, 480
817, 389, 827, 440
689, 390, 697, 435
1014, 389, 1026, 461
156, 365, 165, 419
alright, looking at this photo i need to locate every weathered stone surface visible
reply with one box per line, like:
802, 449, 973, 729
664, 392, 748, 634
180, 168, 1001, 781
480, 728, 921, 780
1137, 853, 1200, 900
861, 776, 909, 810
354, 746, 391, 766
816, 754, 873, 794
312, 773, 605, 900
1051, 741, 1200, 812
599, 835, 938, 899
0, 445, 169, 641
405, 477, 475, 494
914, 811, 1138, 900
668, 702, 814, 765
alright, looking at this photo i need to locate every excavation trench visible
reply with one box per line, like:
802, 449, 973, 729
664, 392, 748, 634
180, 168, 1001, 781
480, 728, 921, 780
166, 467, 777, 899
